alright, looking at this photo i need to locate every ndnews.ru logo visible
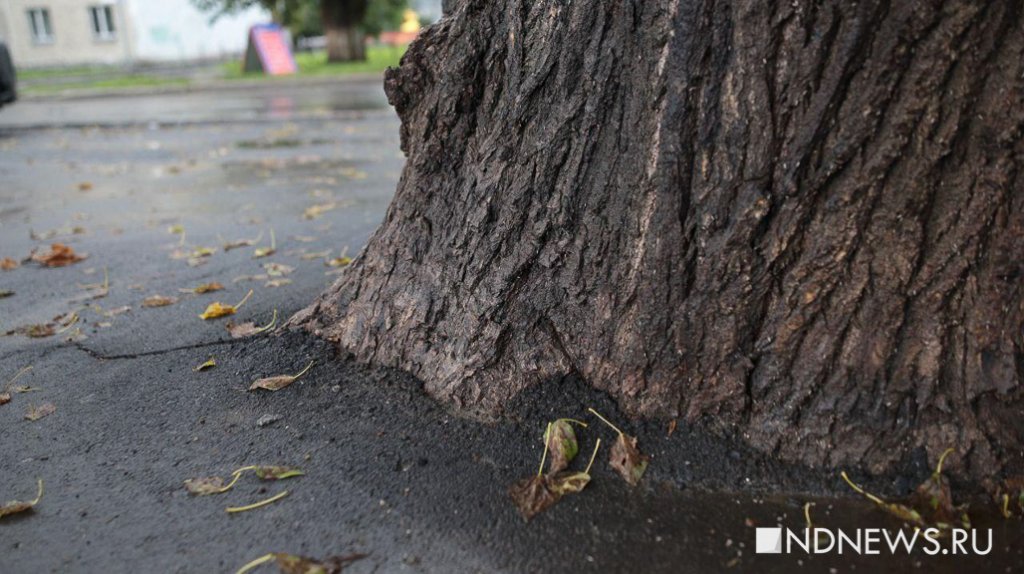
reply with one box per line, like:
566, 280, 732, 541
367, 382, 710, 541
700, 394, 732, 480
755, 527, 992, 556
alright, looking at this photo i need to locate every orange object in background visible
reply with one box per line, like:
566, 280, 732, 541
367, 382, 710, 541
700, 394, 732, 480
378, 10, 422, 46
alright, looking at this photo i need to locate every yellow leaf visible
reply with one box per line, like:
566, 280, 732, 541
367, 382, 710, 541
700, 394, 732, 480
199, 290, 252, 320
142, 295, 178, 308
193, 357, 216, 372
326, 256, 352, 267
0, 479, 44, 519
252, 229, 276, 259
249, 361, 314, 391
179, 282, 225, 295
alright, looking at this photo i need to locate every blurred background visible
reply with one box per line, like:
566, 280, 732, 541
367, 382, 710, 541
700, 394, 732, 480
0, 0, 441, 96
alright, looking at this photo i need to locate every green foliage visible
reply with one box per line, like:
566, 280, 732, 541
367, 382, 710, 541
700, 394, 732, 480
192, 0, 410, 38
361, 0, 408, 37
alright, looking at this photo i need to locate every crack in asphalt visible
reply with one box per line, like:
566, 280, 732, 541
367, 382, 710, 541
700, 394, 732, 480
71, 338, 238, 361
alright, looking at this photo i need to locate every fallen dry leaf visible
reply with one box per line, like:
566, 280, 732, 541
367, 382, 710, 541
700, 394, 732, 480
263, 263, 294, 277
9, 324, 56, 338
508, 425, 600, 521
548, 470, 592, 495
30, 243, 87, 267
1, 257, 18, 270
509, 475, 559, 521
325, 256, 352, 268
265, 279, 292, 288
222, 231, 263, 251
589, 408, 649, 485
179, 282, 225, 295
227, 310, 278, 338
908, 448, 965, 528
842, 471, 926, 526
0, 479, 44, 520
249, 361, 314, 392
843, 448, 969, 529
290, 235, 316, 243
2, 366, 33, 406
995, 477, 1024, 518
30, 226, 86, 241
184, 476, 231, 496
253, 230, 277, 258
76, 267, 109, 300
194, 357, 217, 372
0, 290, 13, 299
142, 295, 178, 308
609, 434, 649, 486
303, 202, 336, 220
199, 290, 252, 320
78, 182, 93, 191
104, 305, 131, 317
236, 552, 366, 574
232, 274, 268, 283
24, 403, 56, 421
544, 419, 585, 473
300, 250, 330, 260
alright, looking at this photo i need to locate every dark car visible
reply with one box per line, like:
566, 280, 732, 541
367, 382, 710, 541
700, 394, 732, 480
0, 41, 16, 106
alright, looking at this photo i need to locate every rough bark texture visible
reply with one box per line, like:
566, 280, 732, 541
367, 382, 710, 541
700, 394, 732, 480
323, 0, 368, 62
293, 0, 1024, 479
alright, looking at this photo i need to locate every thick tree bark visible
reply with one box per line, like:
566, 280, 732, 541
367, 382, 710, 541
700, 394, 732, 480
293, 0, 1024, 479
322, 0, 368, 62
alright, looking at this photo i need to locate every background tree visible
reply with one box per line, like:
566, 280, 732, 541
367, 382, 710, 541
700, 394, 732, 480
193, 0, 409, 62
293, 0, 1024, 480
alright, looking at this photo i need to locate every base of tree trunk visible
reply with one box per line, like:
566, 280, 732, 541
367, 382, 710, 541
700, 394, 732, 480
294, 0, 1024, 481
325, 26, 366, 62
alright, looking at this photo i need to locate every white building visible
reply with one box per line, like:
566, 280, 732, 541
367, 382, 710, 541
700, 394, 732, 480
0, 0, 269, 68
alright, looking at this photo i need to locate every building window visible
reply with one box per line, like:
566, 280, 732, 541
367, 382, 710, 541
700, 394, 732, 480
27, 8, 54, 44
89, 5, 117, 41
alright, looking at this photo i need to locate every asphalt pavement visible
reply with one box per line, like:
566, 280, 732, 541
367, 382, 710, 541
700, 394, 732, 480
0, 78, 1021, 573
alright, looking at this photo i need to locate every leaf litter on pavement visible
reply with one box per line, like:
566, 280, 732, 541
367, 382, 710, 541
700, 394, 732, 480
199, 289, 253, 320
30, 243, 88, 267
0, 365, 33, 407
193, 357, 217, 372
75, 267, 109, 300
249, 361, 314, 391
0, 479, 44, 520
509, 421, 602, 521
142, 295, 178, 308
236, 551, 366, 574
221, 231, 263, 252
841, 448, 970, 529
179, 282, 224, 295
588, 408, 649, 486
24, 402, 56, 421
185, 464, 305, 515
253, 229, 277, 258
227, 309, 278, 338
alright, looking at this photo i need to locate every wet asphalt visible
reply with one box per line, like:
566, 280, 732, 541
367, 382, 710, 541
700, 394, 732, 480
0, 78, 1021, 573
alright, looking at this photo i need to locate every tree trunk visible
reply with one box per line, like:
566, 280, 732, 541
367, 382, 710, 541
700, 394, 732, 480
321, 0, 368, 62
293, 0, 1024, 480
324, 25, 366, 62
